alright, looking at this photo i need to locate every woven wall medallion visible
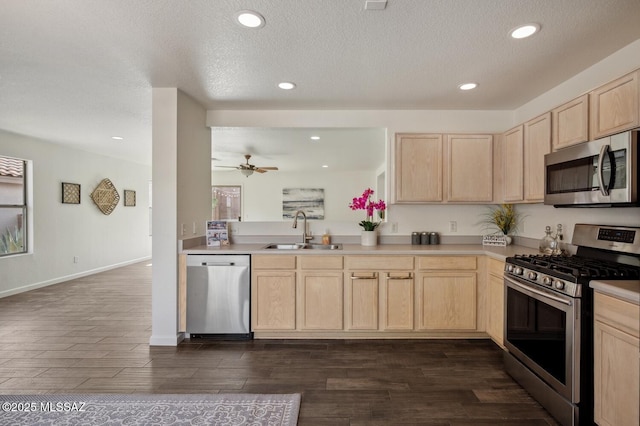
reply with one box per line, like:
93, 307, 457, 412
91, 178, 120, 215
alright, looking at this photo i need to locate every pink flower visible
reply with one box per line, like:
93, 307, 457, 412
349, 188, 386, 230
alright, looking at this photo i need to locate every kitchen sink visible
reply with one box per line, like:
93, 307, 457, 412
263, 243, 343, 250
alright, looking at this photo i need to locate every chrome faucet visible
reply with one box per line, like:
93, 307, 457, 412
292, 210, 311, 243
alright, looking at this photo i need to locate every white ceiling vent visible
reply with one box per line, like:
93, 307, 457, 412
365, 0, 387, 10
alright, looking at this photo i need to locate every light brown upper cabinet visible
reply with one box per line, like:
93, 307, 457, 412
590, 70, 640, 139
552, 94, 589, 150
502, 125, 524, 202
394, 133, 443, 202
524, 113, 551, 202
446, 134, 494, 202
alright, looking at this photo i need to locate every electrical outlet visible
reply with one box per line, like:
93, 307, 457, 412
192, 222, 196, 234
181, 223, 186, 236
449, 221, 457, 232
73, 256, 79, 263
391, 222, 398, 233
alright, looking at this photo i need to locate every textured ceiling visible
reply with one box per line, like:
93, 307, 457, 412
1, 0, 640, 166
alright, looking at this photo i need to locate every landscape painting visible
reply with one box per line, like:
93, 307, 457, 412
282, 188, 324, 220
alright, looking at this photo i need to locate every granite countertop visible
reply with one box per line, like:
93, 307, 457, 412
590, 280, 640, 305
181, 243, 539, 261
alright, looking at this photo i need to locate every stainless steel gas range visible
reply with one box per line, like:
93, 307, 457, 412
503, 224, 640, 426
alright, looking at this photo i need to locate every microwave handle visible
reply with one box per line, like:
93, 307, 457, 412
597, 144, 610, 196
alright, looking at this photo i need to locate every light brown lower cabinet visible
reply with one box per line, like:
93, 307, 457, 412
298, 271, 344, 330
416, 272, 477, 330
486, 258, 505, 347
250, 254, 485, 337
252, 255, 297, 330
381, 273, 415, 331
593, 292, 639, 426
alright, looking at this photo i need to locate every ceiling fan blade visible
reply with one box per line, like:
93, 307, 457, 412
215, 165, 240, 169
257, 166, 278, 170
254, 168, 268, 173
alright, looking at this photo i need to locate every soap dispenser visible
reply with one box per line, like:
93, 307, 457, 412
539, 225, 558, 255
322, 229, 331, 245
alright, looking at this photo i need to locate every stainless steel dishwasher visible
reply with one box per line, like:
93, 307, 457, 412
186, 255, 252, 339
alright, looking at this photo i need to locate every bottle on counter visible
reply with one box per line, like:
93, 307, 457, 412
553, 224, 563, 255
539, 225, 558, 255
322, 229, 331, 245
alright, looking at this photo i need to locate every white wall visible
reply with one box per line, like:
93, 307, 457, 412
0, 129, 151, 297
206, 40, 640, 243
150, 88, 210, 346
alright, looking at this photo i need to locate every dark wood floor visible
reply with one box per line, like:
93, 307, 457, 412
0, 261, 558, 425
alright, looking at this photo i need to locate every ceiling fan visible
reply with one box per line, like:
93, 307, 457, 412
216, 154, 279, 177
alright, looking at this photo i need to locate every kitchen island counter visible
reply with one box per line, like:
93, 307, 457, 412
181, 243, 539, 261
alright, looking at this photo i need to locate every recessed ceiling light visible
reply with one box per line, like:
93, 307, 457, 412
310, 136, 320, 141
510, 23, 540, 39
235, 10, 265, 28
322, 165, 329, 168
458, 83, 478, 91
278, 82, 296, 90
111, 136, 123, 140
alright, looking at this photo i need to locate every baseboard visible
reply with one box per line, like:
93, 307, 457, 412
149, 332, 185, 346
0, 256, 152, 299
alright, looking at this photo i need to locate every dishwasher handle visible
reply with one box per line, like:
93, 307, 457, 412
201, 262, 239, 266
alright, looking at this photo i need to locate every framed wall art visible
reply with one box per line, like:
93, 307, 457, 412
124, 189, 136, 207
61, 182, 81, 204
282, 188, 324, 219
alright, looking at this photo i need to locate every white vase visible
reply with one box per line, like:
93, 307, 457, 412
361, 230, 377, 246
504, 234, 513, 245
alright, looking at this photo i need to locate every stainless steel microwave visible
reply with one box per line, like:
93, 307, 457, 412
544, 130, 638, 207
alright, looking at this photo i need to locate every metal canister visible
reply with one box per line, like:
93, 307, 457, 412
421, 232, 430, 245
411, 232, 420, 245
429, 232, 439, 245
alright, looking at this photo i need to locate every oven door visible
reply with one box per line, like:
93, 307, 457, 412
504, 275, 580, 403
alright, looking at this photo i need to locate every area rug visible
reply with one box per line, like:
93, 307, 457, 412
0, 393, 301, 425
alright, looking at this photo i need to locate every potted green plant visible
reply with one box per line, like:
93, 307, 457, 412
480, 203, 521, 244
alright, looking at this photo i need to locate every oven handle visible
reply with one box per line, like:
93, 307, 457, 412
597, 144, 610, 196
504, 275, 572, 306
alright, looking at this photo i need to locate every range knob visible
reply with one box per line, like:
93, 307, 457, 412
514, 267, 524, 275
506, 264, 514, 273
542, 276, 552, 286
554, 280, 565, 290
528, 271, 538, 280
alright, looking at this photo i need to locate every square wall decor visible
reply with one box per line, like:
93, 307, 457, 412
61, 182, 81, 204
124, 190, 136, 207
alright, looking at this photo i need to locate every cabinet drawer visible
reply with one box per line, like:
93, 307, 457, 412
417, 256, 476, 270
594, 292, 640, 338
253, 255, 296, 270
345, 256, 414, 270
488, 258, 505, 277
300, 255, 343, 270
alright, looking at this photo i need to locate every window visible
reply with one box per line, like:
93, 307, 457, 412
0, 156, 27, 256
212, 186, 241, 221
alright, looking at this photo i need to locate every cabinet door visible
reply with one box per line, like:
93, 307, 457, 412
590, 70, 639, 139
552, 94, 589, 150
594, 320, 640, 426
298, 272, 343, 330
394, 133, 443, 202
502, 126, 524, 202
252, 271, 296, 330
416, 273, 477, 330
487, 273, 504, 347
524, 113, 551, 202
346, 272, 379, 330
381, 273, 414, 331
446, 134, 493, 202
